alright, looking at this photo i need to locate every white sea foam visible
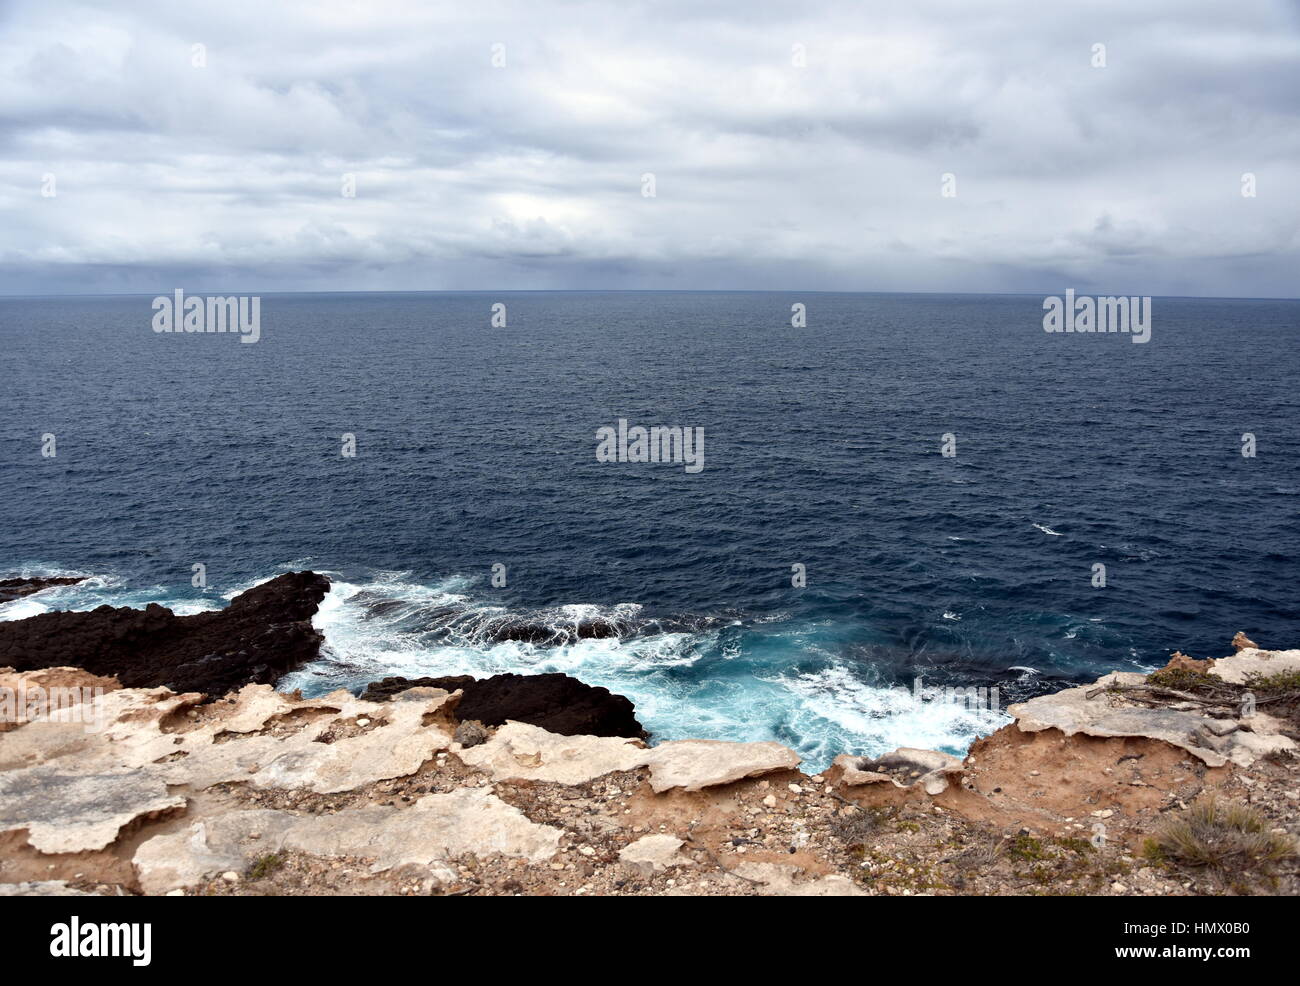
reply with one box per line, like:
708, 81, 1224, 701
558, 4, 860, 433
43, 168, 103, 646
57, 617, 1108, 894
1032, 523, 1063, 536
0, 564, 1014, 772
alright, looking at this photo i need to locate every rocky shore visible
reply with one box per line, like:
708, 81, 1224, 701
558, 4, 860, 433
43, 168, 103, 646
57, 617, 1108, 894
0, 575, 1296, 896
0, 572, 330, 695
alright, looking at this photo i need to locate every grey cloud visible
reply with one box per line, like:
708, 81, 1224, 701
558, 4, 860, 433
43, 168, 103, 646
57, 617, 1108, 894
0, 0, 1297, 297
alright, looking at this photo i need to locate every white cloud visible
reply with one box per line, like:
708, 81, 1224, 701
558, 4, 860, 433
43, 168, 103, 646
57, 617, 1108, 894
1, 0, 1297, 296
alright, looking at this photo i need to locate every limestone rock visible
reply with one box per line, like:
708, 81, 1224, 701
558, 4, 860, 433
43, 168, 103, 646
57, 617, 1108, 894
618, 834, 691, 875
1010, 671, 1296, 767
1158, 651, 1216, 674
731, 861, 867, 896
134, 810, 295, 895
457, 721, 650, 784
286, 788, 562, 870
133, 789, 559, 893
248, 696, 453, 794
0, 881, 98, 896
1212, 647, 1300, 686
0, 766, 185, 853
1231, 632, 1259, 652
835, 748, 964, 795
645, 740, 801, 793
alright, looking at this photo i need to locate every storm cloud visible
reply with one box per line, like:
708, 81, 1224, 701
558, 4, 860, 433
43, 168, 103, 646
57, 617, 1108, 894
1, 0, 1297, 296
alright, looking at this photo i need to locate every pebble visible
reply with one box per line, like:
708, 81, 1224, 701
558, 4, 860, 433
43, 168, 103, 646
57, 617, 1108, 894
1092, 809, 1114, 819
222, 871, 240, 883
357, 718, 371, 727
762, 795, 777, 808
788, 784, 803, 794
1111, 882, 1127, 894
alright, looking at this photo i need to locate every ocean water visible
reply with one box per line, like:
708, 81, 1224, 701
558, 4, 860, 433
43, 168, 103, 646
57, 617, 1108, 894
1, 291, 1297, 769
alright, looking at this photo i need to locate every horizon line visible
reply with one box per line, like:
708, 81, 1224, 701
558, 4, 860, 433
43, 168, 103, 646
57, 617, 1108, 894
3, 288, 1299, 303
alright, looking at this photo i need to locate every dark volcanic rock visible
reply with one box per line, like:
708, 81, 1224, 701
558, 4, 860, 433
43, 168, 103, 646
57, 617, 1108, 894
361, 671, 645, 739
0, 572, 330, 696
0, 576, 87, 603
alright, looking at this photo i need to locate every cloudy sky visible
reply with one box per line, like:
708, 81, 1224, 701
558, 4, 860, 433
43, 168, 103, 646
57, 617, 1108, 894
1, 0, 1298, 297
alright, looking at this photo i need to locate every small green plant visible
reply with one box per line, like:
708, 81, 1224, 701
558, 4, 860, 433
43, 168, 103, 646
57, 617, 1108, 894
1244, 670, 1300, 693
1146, 668, 1216, 691
1007, 834, 1048, 861
1051, 836, 1095, 855
1147, 800, 1295, 871
249, 852, 285, 880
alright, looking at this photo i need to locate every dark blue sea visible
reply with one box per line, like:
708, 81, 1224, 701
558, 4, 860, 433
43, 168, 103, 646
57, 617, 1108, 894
2, 291, 1297, 768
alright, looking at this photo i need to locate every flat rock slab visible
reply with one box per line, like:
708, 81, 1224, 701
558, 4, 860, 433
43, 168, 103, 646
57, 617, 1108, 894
133, 789, 561, 893
1212, 648, 1300, 686
833, 747, 964, 795
0, 881, 98, 896
457, 721, 649, 784
1009, 672, 1296, 768
459, 723, 801, 792
0, 766, 185, 853
645, 739, 801, 793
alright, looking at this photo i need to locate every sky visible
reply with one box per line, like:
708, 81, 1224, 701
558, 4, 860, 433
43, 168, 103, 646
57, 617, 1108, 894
1, 0, 1298, 297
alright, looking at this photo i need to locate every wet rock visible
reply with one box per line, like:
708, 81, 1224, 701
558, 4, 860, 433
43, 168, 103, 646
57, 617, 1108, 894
0, 572, 331, 696
0, 576, 86, 603
362, 671, 644, 739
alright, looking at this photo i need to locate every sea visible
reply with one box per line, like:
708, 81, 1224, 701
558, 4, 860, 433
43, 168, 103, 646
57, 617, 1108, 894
2, 291, 1296, 769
